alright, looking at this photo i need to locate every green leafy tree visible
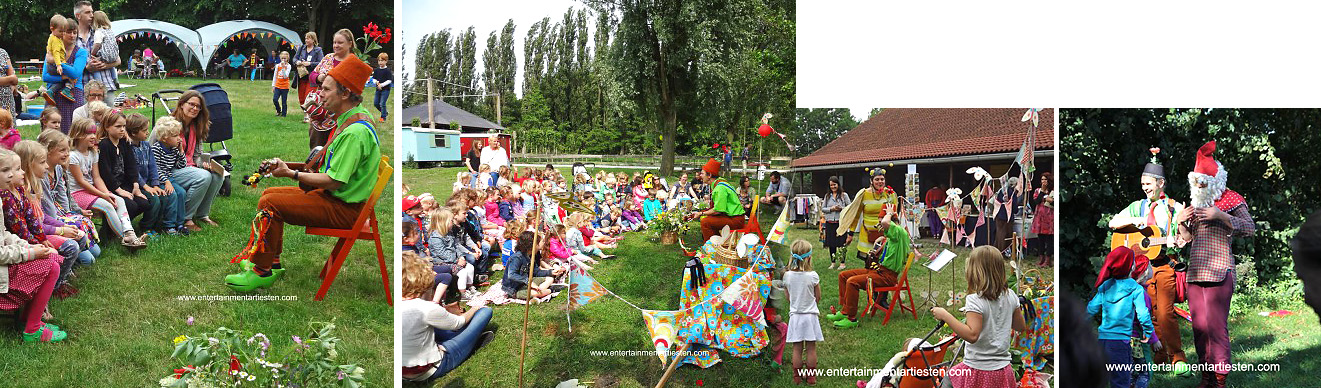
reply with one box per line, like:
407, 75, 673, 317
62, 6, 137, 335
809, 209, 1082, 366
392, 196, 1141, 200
1061, 109, 1318, 298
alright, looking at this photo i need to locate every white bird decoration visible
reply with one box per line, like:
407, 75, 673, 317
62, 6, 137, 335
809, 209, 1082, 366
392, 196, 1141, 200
966, 167, 992, 183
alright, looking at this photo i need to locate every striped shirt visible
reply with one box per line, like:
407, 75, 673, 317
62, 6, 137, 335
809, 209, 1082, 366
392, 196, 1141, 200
152, 143, 187, 184
1185, 190, 1255, 283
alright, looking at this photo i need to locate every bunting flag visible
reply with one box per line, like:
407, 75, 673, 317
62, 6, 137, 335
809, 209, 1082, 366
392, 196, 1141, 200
718, 273, 765, 319
1021, 108, 1040, 128
940, 230, 950, 245
641, 310, 681, 364
766, 203, 790, 244
567, 271, 606, 309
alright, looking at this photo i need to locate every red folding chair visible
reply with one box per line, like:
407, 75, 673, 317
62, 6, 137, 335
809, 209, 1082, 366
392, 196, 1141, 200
305, 157, 393, 305
865, 252, 919, 325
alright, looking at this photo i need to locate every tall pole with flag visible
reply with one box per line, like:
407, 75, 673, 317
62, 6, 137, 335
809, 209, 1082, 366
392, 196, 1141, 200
1014, 108, 1041, 285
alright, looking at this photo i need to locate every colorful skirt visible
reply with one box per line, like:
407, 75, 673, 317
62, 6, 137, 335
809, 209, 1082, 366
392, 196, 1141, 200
946, 362, 1016, 388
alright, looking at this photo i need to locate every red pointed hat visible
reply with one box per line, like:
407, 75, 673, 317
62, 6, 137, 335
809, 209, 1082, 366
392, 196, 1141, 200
703, 158, 721, 177
1193, 141, 1218, 177
1095, 246, 1134, 288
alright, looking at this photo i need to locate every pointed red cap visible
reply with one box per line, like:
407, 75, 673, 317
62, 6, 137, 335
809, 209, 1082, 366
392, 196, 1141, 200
1193, 141, 1218, 177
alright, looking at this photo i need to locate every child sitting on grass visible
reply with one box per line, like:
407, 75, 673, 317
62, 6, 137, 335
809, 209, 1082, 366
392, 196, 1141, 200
67, 118, 145, 248
4, 141, 84, 299
36, 130, 100, 265
453, 171, 470, 193
96, 110, 150, 235
930, 245, 1030, 388
501, 230, 564, 301
427, 207, 478, 300
0, 146, 64, 343
39, 108, 63, 133
497, 218, 525, 271
623, 200, 645, 229
401, 218, 421, 255
400, 251, 494, 382
127, 113, 183, 235
148, 116, 193, 235
547, 224, 596, 271
565, 213, 614, 260
783, 239, 823, 385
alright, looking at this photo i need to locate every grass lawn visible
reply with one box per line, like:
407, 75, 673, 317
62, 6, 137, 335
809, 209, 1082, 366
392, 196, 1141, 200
1131, 296, 1320, 387
403, 166, 1054, 387
0, 77, 395, 386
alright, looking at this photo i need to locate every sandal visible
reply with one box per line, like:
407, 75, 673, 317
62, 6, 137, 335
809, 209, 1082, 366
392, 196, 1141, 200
200, 217, 220, 227
22, 323, 68, 343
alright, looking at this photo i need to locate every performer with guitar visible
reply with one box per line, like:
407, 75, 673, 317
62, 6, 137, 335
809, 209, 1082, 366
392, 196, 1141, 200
1107, 148, 1192, 377
225, 55, 381, 292
689, 158, 745, 241
1175, 141, 1254, 388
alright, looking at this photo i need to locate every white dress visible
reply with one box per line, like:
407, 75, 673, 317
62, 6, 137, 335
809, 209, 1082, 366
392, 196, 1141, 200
784, 270, 824, 343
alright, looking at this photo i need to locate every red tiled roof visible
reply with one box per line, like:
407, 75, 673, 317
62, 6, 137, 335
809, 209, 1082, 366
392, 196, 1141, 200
792, 108, 1055, 168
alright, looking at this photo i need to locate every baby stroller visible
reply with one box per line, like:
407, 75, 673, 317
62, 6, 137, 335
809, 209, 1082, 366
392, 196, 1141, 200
151, 83, 236, 195
863, 321, 965, 388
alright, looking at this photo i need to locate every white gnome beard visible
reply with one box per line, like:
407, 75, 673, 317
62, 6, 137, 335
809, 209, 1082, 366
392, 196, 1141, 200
1188, 162, 1227, 208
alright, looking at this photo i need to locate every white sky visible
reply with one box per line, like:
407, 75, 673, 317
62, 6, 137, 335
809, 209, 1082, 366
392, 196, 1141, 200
400, 0, 588, 99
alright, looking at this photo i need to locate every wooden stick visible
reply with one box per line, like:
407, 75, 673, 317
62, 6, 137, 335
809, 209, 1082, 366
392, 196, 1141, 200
518, 197, 545, 388
654, 342, 692, 388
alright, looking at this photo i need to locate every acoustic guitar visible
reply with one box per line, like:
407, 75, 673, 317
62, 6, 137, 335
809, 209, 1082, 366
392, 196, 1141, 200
1110, 224, 1171, 260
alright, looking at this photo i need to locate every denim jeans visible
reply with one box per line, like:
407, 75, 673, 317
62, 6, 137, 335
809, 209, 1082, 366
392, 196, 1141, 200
273, 88, 289, 116
374, 88, 389, 119
76, 237, 101, 265
427, 306, 493, 379
1101, 338, 1132, 388
162, 180, 188, 229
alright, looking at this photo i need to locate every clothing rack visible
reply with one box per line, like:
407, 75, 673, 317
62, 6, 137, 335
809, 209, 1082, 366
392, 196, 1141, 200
789, 194, 820, 226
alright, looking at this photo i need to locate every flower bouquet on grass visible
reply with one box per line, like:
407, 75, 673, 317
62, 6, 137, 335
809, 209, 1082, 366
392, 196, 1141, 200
159, 322, 365, 388
651, 202, 698, 245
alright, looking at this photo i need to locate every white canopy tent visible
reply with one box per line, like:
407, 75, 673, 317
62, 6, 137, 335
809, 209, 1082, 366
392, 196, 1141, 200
111, 19, 302, 76
197, 20, 302, 76
111, 19, 203, 68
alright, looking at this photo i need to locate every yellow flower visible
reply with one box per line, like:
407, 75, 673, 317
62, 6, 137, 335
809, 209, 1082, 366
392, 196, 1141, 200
173, 335, 188, 345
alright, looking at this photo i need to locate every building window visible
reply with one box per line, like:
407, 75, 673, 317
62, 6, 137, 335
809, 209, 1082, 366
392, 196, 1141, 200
433, 134, 449, 148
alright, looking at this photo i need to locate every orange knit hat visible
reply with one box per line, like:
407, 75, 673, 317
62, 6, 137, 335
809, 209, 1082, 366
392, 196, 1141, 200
703, 158, 721, 177
328, 55, 373, 95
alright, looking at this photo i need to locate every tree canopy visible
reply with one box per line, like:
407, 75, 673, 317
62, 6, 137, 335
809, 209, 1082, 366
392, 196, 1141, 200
1060, 109, 1320, 297
404, 1, 795, 175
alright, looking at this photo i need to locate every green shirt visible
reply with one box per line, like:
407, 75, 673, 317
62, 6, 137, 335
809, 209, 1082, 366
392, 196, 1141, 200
865, 223, 910, 274
324, 106, 381, 203
711, 179, 745, 216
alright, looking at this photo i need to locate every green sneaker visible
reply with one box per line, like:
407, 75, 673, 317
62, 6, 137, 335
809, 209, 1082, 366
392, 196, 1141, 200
224, 269, 279, 292
832, 318, 859, 329
1173, 361, 1192, 377
22, 324, 67, 343
239, 260, 285, 279
825, 311, 846, 321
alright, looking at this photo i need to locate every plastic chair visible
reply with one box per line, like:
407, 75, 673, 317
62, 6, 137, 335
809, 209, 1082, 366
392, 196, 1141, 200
305, 157, 393, 304
865, 251, 918, 325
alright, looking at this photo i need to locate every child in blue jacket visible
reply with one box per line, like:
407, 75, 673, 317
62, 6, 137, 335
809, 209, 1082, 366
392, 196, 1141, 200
1088, 246, 1154, 388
